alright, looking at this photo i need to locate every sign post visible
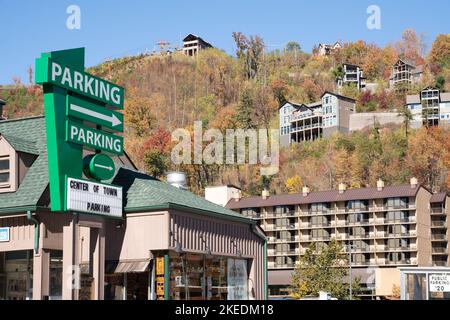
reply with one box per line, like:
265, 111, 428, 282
36, 48, 125, 217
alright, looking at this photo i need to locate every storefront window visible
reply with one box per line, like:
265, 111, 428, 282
104, 273, 125, 300
169, 252, 249, 300
0, 250, 33, 300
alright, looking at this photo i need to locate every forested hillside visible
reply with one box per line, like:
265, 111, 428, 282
1, 30, 450, 195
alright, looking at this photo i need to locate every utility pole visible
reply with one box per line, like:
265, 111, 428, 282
348, 243, 354, 300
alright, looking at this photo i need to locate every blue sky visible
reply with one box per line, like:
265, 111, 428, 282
1, 0, 449, 84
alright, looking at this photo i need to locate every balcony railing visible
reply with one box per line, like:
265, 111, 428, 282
432, 247, 448, 254
431, 234, 447, 241
431, 221, 447, 228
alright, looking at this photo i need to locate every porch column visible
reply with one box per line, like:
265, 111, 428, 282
62, 215, 79, 300
91, 225, 105, 300
32, 248, 50, 300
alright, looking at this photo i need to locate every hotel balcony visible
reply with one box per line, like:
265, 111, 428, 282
431, 207, 445, 215
264, 223, 298, 231
431, 221, 447, 228
268, 262, 297, 269
267, 236, 299, 243
432, 247, 449, 255
431, 234, 448, 242
265, 211, 298, 218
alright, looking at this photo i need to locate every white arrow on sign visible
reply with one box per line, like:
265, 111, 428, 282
70, 104, 122, 127
94, 163, 114, 171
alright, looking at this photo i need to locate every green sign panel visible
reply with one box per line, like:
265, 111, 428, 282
67, 95, 124, 131
35, 47, 125, 213
84, 153, 116, 181
36, 57, 124, 109
67, 121, 124, 155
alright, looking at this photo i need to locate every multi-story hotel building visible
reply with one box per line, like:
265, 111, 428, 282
211, 178, 448, 298
406, 87, 450, 128
279, 92, 356, 146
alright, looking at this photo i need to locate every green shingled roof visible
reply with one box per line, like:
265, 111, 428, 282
0, 116, 48, 212
112, 168, 253, 223
1, 134, 39, 155
0, 116, 253, 224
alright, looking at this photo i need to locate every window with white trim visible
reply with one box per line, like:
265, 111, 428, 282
0, 156, 10, 187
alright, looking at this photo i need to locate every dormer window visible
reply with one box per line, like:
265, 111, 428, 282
0, 156, 10, 187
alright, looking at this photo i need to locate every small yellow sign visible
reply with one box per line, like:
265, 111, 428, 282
156, 257, 165, 276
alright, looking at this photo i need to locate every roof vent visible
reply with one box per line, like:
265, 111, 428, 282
338, 183, 346, 194
302, 186, 310, 197
410, 177, 418, 188
167, 171, 188, 190
377, 179, 384, 191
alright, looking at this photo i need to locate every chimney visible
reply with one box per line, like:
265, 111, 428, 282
204, 185, 241, 206
338, 183, 346, 194
262, 189, 270, 200
376, 179, 384, 191
410, 177, 418, 188
232, 189, 242, 202
302, 186, 310, 197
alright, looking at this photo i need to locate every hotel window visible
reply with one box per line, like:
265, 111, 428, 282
387, 224, 408, 236
0, 156, 10, 187
309, 203, 330, 213
385, 211, 408, 222
346, 200, 368, 211
385, 197, 408, 209
240, 208, 260, 219
275, 205, 295, 215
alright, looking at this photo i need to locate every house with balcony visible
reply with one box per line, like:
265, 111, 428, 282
317, 42, 342, 56
406, 87, 450, 128
337, 63, 366, 91
280, 92, 355, 146
390, 59, 424, 90
214, 178, 439, 298
182, 34, 213, 57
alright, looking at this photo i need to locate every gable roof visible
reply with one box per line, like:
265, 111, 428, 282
321, 91, 356, 103
226, 184, 424, 209
0, 116, 48, 213
183, 34, 213, 48
1, 134, 39, 155
430, 192, 447, 203
279, 101, 304, 110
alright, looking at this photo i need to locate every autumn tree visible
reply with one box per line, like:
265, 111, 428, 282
397, 106, 414, 137
285, 175, 303, 193
232, 32, 265, 80
395, 29, 426, 66
428, 34, 450, 73
291, 240, 361, 300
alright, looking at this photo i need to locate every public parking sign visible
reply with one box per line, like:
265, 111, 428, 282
429, 273, 450, 292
